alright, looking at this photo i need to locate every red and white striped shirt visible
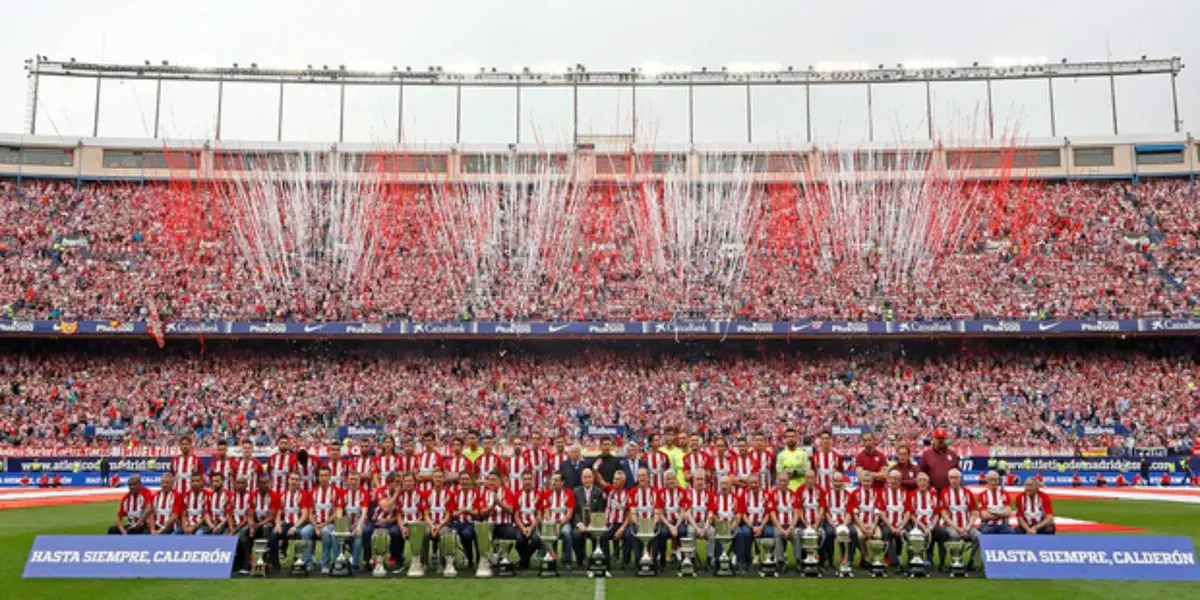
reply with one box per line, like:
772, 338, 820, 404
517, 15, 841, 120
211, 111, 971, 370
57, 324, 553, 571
230, 492, 252, 528
371, 487, 396, 522
295, 459, 317, 491
234, 457, 261, 484
979, 488, 1011, 525
548, 452, 570, 477
682, 452, 712, 487
631, 486, 659, 521
825, 487, 855, 527
474, 454, 504, 479
642, 451, 671, 489
811, 451, 842, 490
118, 488, 153, 522
751, 450, 776, 487
797, 486, 825, 527
416, 451, 444, 477
183, 489, 209, 528
910, 489, 940, 529
423, 487, 456, 523
267, 453, 296, 492
769, 488, 795, 527
540, 488, 575, 524
280, 489, 310, 524
342, 486, 369, 522
398, 452, 419, 475
711, 452, 735, 483
687, 488, 713, 523
325, 459, 349, 488
733, 453, 760, 484
941, 487, 977, 529
743, 488, 770, 526
853, 486, 880, 526
456, 488, 479, 523
508, 452, 537, 487
659, 488, 686, 524
397, 490, 424, 524
374, 454, 403, 483
351, 455, 374, 479
152, 489, 182, 528
881, 487, 909, 528
713, 491, 743, 523
208, 457, 235, 483
253, 490, 279, 522
170, 455, 202, 493
1016, 492, 1052, 525
605, 488, 629, 526
444, 455, 472, 482
208, 489, 233, 527
516, 488, 540, 527
311, 485, 340, 524
476, 488, 514, 525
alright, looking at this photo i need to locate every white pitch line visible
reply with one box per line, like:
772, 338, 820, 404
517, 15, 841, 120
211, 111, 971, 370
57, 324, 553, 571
594, 575, 606, 600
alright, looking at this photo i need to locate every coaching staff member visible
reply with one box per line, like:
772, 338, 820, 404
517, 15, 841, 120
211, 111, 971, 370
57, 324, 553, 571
919, 428, 960, 491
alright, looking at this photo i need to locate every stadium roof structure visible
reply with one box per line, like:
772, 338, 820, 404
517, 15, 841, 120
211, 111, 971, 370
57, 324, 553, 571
23, 56, 1185, 145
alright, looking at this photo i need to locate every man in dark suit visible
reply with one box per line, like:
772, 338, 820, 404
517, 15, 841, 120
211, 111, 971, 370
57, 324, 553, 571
558, 446, 586, 490
571, 468, 607, 566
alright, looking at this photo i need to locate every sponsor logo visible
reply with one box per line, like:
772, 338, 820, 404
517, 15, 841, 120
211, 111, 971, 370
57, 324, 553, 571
733, 322, 775, 334
303, 324, 326, 333
165, 322, 221, 334
831, 425, 868, 436
654, 322, 711, 334
897, 321, 956, 333
345, 426, 382, 438
494, 323, 533, 335
56, 321, 79, 335
548, 323, 571, 333
0, 321, 36, 333
94, 427, 126, 438
790, 321, 822, 332
982, 321, 1022, 333
1150, 319, 1200, 331
413, 323, 469, 334
1038, 322, 1061, 332
587, 323, 628, 334
247, 323, 287, 334
95, 323, 136, 333
830, 322, 869, 334
1080, 320, 1120, 332
346, 323, 383, 334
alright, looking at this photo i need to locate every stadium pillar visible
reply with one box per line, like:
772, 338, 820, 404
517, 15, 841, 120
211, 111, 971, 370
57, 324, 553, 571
215, 78, 224, 141
745, 84, 753, 143
1047, 77, 1057, 137
515, 83, 521, 144
805, 84, 812, 143
687, 84, 694, 145
277, 82, 284, 142
338, 83, 346, 143
397, 84, 404, 144
29, 72, 39, 135
1109, 73, 1119, 135
153, 79, 162, 139
92, 77, 101, 137
455, 84, 463, 144
986, 78, 994, 139
866, 82, 874, 142
925, 80, 933, 140
572, 83, 578, 145
631, 84, 638, 143
1171, 73, 1181, 133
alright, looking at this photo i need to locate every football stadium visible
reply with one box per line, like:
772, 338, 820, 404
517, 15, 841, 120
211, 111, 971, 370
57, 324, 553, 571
2, 2, 1200, 599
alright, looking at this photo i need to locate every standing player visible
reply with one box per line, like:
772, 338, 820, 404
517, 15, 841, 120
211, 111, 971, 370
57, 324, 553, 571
811, 431, 843, 490
854, 432, 888, 490
266, 435, 298, 493
710, 438, 736, 487
640, 436, 672, 490
234, 439, 261, 485
474, 435, 506, 481
209, 440, 236, 483
416, 432, 444, 490
443, 437, 473, 489
682, 435, 712, 490
150, 472, 182, 535
751, 433, 776, 489
324, 444, 348, 488
732, 438, 759, 485
170, 435, 203, 494
373, 436, 403, 489
108, 473, 152, 534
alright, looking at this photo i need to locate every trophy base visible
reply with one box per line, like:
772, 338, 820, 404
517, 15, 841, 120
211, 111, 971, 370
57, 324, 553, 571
496, 560, 517, 578
949, 566, 968, 578
908, 565, 928, 578
837, 566, 854, 578
801, 559, 822, 578
538, 557, 559, 578
372, 563, 388, 578
869, 565, 887, 578
443, 565, 459, 578
636, 552, 657, 577
290, 563, 310, 577
715, 559, 735, 577
588, 552, 610, 578
759, 560, 779, 578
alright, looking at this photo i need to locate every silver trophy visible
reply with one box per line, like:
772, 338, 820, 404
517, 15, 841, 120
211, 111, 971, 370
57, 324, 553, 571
495, 538, 517, 577
713, 521, 735, 577
678, 533, 698, 577
440, 528, 459, 578
538, 522, 559, 577
758, 537, 778, 578
474, 523, 494, 578
251, 538, 269, 578
947, 539, 968, 578
834, 525, 852, 578
800, 527, 821, 577
371, 529, 390, 577
584, 509, 610, 578
331, 517, 354, 577
867, 539, 887, 578
635, 518, 657, 577
907, 529, 928, 578
290, 537, 311, 576
406, 523, 426, 577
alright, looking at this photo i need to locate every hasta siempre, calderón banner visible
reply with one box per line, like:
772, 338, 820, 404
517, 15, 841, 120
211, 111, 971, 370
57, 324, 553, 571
981, 535, 1200, 580
23, 535, 237, 579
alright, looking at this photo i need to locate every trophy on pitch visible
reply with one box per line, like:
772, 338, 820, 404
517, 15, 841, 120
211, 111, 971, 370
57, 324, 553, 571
946, 540, 968, 578
584, 509, 610, 578
538, 522, 560, 577
439, 529, 459, 578
371, 529, 390, 577
331, 517, 354, 577
867, 539, 887, 578
406, 523, 426, 577
494, 538, 517, 577
758, 537, 779, 578
474, 523, 494, 578
834, 525, 853, 578
290, 538, 311, 577
907, 529, 929, 578
251, 539, 269, 577
713, 521, 735, 577
635, 518, 658, 577
800, 527, 821, 578
678, 533, 698, 577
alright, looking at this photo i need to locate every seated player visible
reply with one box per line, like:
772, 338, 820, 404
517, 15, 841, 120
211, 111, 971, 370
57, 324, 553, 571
741, 476, 775, 567
1015, 478, 1055, 535
249, 473, 281, 570
108, 473, 152, 534
342, 471, 371, 571
275, 472, 315, 571
150, 472, 182, 535
181, 472, 210, 535
540, 473, 576, 569
879, 470, 910, 570
309, 466, 342, 574
853, 472, 883, 568
363, 472, 403, 569
938, 469, 981, 570
978, 470, 1014, 534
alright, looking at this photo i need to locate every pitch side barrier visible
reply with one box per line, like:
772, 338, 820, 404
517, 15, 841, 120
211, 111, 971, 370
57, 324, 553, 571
1, 318, 1199, 339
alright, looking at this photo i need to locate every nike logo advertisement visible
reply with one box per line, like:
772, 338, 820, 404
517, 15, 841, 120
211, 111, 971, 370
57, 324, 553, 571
548, 324, 571, 333
304, 324, 325, 333
1038, 322, 1060, 331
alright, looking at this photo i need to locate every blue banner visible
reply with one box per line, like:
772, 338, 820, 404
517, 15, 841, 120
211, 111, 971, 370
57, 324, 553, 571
831, 425, 872, 436
585, 424, 626, 438
337, 424, 385, 440
23, 535, 237, 579
1, 318, 1199, 339
971, 456, 1195, 473
981, 535, 1200, 580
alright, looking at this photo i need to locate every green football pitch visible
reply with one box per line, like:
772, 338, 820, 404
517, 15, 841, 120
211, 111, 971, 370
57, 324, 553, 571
3, 499, 1200, 600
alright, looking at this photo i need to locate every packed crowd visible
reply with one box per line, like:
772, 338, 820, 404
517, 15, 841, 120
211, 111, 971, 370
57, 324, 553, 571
1, 178, 1198, 322
1, 339, 1195, 450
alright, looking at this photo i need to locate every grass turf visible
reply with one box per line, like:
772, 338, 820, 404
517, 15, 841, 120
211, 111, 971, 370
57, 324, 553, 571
2, 499, 1199, 599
